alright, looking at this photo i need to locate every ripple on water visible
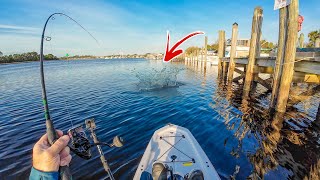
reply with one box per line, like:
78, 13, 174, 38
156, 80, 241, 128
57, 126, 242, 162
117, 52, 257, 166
0, 59, 319, 179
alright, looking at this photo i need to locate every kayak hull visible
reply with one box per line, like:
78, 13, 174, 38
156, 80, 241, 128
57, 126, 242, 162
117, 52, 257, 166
134, 124, 220, 179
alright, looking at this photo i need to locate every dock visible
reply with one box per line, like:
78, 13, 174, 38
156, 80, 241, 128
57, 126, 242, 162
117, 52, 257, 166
184, 0, 320, 115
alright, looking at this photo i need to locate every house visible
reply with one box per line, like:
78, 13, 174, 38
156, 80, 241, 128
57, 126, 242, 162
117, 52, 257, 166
225, 39, 250, 57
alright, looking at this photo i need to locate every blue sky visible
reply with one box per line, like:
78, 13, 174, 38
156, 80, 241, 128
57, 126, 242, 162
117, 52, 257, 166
0, 0, 319, 56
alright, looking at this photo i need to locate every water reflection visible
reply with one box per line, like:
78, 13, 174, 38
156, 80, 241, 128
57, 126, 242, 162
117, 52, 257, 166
0, 59, 319, 179
183, 60, 320, 179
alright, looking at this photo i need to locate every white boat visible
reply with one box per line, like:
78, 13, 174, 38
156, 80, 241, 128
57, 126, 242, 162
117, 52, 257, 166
134, 124, 220, 180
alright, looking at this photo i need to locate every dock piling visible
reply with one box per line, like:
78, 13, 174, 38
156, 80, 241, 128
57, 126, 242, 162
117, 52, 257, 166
201, 48, 204, 61
218, 30, 226, 77
204, 36, 208, 63
270, 7, 288, 108
275, 0, 299, 112
227, 23, 239, 83
243, 7, 263, 98
316, 103, 320, 123
196, 49, 199, 66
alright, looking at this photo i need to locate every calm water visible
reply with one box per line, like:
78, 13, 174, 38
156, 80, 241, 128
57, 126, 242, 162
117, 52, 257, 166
0, 59, 319, 180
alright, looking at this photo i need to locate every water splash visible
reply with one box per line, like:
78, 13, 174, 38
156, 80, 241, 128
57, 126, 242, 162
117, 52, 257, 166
134, 66, 184, 91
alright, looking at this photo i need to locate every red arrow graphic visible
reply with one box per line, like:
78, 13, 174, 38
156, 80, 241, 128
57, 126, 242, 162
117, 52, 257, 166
163, 31, 204, 62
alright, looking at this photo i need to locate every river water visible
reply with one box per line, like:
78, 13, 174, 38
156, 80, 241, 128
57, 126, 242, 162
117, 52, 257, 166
0, 59, 319, 179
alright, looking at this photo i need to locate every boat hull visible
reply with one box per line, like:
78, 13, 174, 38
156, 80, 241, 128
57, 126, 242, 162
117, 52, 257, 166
134, 124, 220, 179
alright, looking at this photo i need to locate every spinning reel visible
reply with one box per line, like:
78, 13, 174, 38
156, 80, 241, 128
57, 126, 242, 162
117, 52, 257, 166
67, 119, 124, 160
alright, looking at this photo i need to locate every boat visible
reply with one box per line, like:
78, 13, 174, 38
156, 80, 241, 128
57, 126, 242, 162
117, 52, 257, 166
134, 124, 220, 180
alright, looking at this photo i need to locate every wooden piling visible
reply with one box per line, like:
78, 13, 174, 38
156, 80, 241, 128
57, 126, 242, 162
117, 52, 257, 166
197, 49, 199, 63
227, 23, 238, 83
223, 62, 228, 82
275, 0, 299, 112
201, 48, 204, 61
218, 30, 226, 76
243, 7, 263, 98
204, 36, 208, 63
193, 53, 195, 66
270, 7, 288, 108
196, 49, 199, 66
191, 54, 193, 65
316, 103, 320, 123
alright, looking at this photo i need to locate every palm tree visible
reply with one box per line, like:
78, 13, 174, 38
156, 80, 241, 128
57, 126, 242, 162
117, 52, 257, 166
0, 51, 3, 56
307, 30, 320, 47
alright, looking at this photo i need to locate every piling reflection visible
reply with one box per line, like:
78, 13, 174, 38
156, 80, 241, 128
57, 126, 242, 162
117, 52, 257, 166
219, 77, 319, 179
183, 60, 320, 179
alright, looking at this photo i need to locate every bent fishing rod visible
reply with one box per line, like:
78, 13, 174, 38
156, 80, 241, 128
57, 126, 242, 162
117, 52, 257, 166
40, 13, 123, 180
40, 13, 72, 180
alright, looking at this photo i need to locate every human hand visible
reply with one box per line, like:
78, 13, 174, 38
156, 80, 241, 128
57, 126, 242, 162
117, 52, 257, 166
32, 130, 72, 172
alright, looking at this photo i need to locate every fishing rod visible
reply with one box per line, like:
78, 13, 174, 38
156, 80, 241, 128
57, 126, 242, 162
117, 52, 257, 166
40, 12, 72, 180
40, 13, 123, 180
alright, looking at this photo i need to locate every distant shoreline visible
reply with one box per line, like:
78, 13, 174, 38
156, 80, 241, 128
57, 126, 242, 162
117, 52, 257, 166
0, 52, 163, 64
0, 59, 58, 65
0, 58, 151, 65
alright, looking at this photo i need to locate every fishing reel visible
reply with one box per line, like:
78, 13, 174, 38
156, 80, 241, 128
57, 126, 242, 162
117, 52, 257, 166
67, 119, 124, 160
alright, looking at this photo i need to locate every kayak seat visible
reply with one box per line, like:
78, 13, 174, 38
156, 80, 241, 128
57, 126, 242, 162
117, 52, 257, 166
152, 163, 168, 180
186, 170, 204, 180
140, 171, 153, 180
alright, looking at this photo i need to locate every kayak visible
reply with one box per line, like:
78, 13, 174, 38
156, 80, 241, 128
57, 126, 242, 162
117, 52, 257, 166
134, 124, 220, 180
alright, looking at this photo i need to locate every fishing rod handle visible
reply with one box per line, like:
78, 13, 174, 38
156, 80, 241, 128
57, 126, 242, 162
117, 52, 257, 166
60, 166, 72, 180
46, 120, 72, 180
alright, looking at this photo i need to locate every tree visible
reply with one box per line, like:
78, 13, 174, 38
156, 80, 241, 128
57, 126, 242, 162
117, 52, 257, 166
0, 51, 2, 56
44, 54, 58, 60
207, 41, 219, 51
260, 40, 275, 49
185, 46, 200, 55
0, 52, 58, 64
306, 30, 320, 47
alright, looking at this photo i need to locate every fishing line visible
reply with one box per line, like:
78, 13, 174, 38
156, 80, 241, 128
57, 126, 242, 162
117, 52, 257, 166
45, 16, 73, 128
45, 13, 103, 57
48, 21, 74, 128
40, 13, 122, 180
54, 13, 101, 47
53, 18, 74, 128
43, 13, 104, 128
